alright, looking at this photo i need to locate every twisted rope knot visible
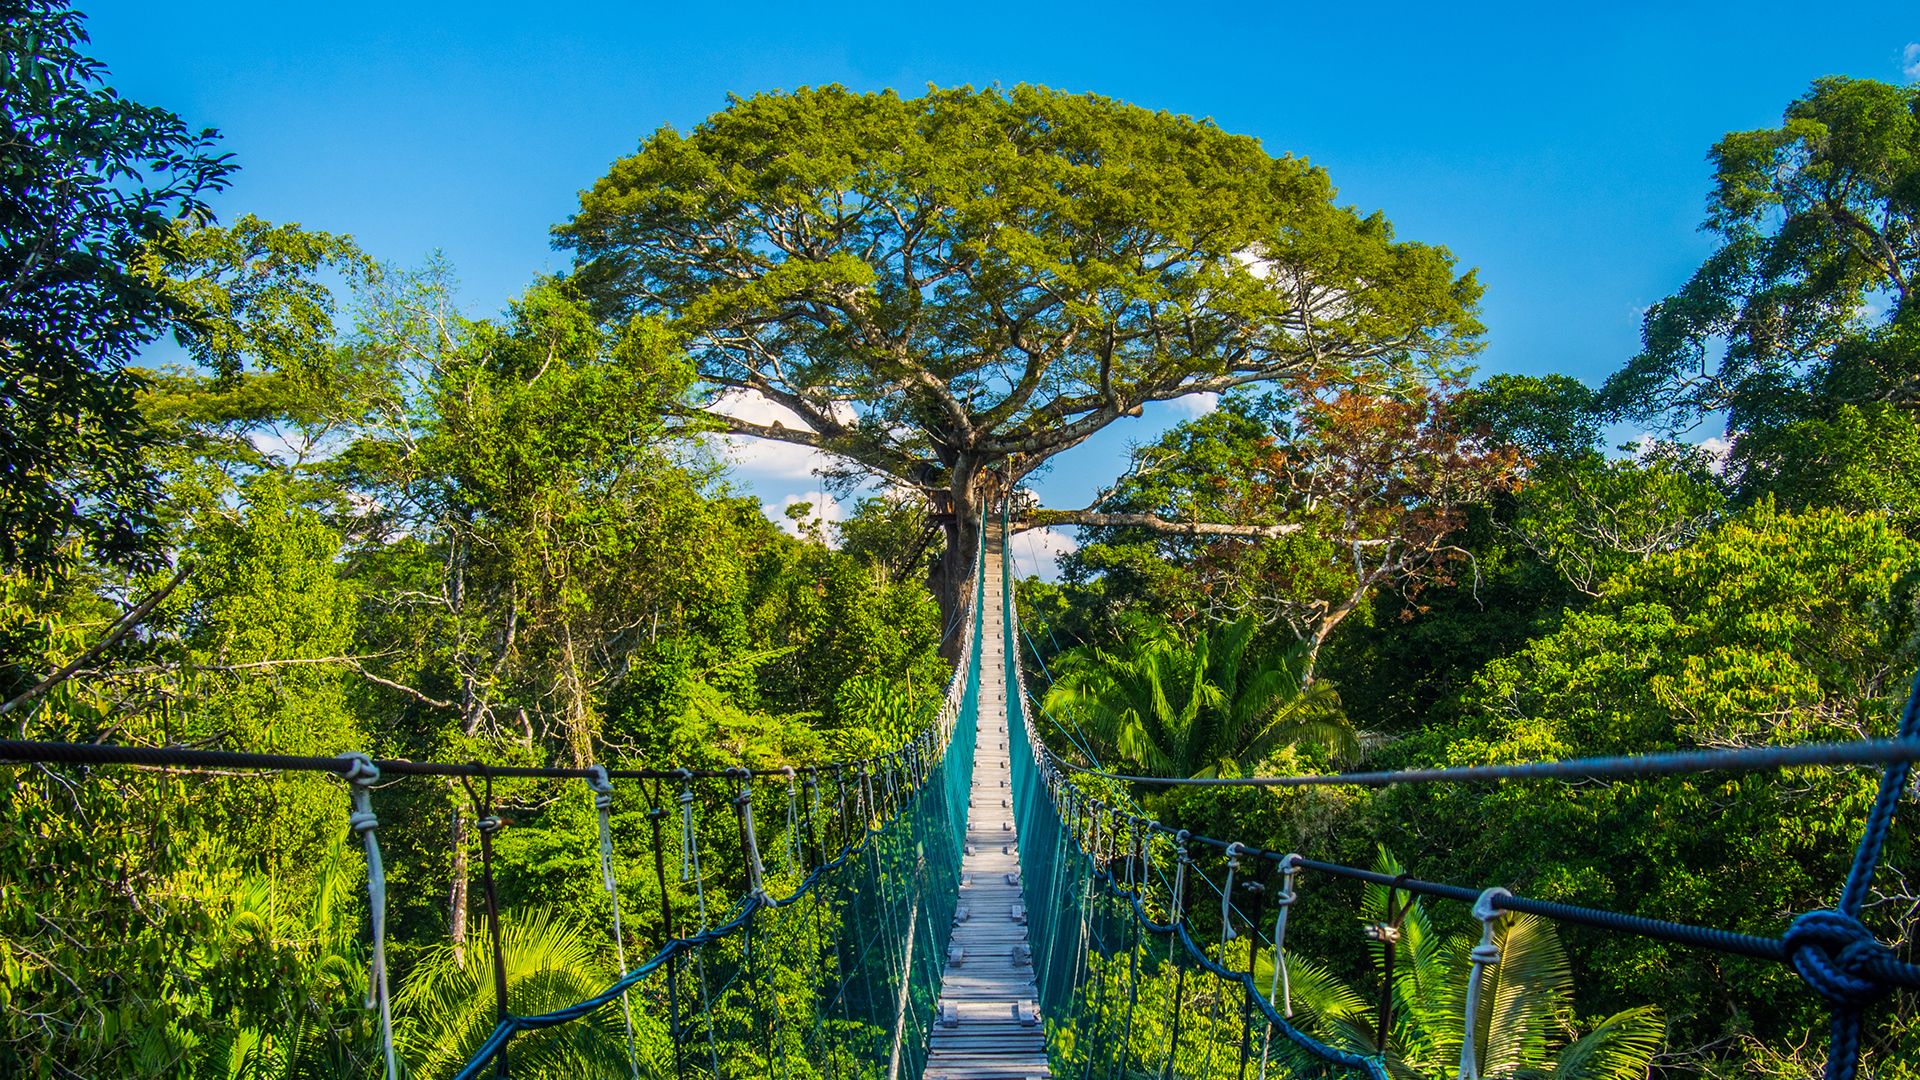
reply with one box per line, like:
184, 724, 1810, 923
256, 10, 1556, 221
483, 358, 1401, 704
587, 765, 614, 810
1785, 910, 1891, 1008
349, 808, 379, 836
337, 752, 380, 787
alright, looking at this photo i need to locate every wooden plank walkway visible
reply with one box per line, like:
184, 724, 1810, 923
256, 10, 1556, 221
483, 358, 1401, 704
924, 533, 1051, 1080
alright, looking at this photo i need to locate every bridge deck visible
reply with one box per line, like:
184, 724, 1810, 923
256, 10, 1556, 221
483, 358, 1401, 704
925, 535, 1050, 1080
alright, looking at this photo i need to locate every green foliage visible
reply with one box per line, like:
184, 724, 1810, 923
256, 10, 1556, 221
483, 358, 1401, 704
397, 908, 629, 1078
0, 0, 235, 573
1044, 614, 1357, 779
1286, 853, 1663, 1080
1456, 373, 1603, 461
1508, 447, 1727, 597
1602, 76, 1919, 437
1734, 402, 1920, 527
1384, 506, 1918, 1064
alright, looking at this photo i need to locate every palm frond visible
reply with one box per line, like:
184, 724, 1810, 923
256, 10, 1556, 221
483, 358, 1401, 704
1546, 1006, 1664, 1080
1480, 914, 1573, 1078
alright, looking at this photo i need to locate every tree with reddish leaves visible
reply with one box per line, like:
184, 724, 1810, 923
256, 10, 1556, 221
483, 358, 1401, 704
1057, 384, 1520, 680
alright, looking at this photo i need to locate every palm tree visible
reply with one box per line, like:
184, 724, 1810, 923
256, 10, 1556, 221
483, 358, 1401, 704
1042, 615, 1356, 778
1279, 850, 1663, 1080
397, 907, 636, 1078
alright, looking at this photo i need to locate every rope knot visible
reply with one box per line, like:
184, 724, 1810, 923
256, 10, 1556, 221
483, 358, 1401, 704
587, 764, 614, 809
1784, 910, 1890, 1007
337, 752, 380, 788
349, 808, 379, 836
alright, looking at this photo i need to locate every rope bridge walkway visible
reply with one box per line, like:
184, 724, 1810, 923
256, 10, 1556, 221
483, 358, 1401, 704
925, 530, 1049, 1079
3, 509, 1920, 1080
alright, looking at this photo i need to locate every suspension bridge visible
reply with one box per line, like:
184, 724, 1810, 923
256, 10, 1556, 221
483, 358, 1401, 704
4, 509, 1920, 1080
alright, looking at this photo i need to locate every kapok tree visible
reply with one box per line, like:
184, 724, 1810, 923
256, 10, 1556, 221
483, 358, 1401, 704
560, 84, 1482, 631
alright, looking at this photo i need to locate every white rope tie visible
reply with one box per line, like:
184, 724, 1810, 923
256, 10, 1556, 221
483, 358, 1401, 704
1171, 830, 1190, 925
807, 773, 824, 864
677, 771, 710, 929
1221, 842, 1247, 948
1272, 854, 1300, 1018
782, 767, 800, 874
1457, 887, 1512, 1080
732, 771, 769, 901
339, 753, 395, 1080
587, 766, 639, 1080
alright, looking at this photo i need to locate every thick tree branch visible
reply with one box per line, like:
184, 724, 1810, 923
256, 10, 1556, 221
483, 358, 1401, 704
0, 565, 191, 717
1015, 509, 1305, 538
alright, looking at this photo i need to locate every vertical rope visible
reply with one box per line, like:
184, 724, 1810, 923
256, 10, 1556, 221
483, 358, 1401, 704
462, 770, 511, 1080
1456, 888, 1511, 1080
1258, 854, 1301, 1080
337, 753, 395, 1080
678, 773, 721, 1078
1366, 875, 1415, 1054
586, 766, 639, 1080
644, 780, 684, 1079
1162, 831, 1191, 1080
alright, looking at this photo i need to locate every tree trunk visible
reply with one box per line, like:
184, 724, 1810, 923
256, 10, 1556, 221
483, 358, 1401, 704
931, 459, 987, 660
449, 802, 469, 965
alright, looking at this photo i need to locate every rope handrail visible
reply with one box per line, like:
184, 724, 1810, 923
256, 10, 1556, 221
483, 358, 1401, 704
0, 738, 926, 781
1044, 735, 1920, 787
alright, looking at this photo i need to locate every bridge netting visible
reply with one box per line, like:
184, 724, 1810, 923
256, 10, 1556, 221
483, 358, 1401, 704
998, 509, 1386, 1080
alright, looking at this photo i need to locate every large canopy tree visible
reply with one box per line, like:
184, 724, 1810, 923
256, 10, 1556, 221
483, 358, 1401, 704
1602, 77, 1919, 440
560, 84, 1482, 627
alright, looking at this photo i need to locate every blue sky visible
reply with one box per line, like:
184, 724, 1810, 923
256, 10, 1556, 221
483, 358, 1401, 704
85, 1, 1919, 571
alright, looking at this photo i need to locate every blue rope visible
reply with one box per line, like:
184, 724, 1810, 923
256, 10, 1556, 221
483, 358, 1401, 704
1784, 671, 1920, 1080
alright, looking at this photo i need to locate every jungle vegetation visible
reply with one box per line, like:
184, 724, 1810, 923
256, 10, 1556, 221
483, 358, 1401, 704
2, 1, 1916, 1075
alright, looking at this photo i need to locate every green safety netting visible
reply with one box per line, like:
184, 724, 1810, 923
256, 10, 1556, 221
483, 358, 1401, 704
998, 508, 1387, 1080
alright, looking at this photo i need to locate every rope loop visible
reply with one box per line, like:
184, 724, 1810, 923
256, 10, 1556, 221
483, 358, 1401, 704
1785, 910, 1892, 1008
1269, 853, 1301, 1020
730, 768, 769, 900
585, 765, 639, 1080
587, 763, 614, 810
1172, 829, 1191, 924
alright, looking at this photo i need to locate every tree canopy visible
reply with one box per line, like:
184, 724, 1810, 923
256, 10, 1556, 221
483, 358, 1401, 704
1603, 77, 1919, 441
0, 0, 233, 573
560, 84, 1483, 614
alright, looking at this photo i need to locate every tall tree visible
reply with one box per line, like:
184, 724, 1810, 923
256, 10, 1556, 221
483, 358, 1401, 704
0, 0, 233, 573
559, 84, 1481, 628
1602, 77, 1918, 444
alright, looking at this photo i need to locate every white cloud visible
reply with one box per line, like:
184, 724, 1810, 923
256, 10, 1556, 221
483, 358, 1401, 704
763, 490, 846, 540
1903, 42, 1920, 80
1008, 527, 1078, 580
1697, 435, 1732, 474
706, 389, 840, 480
1167, 391, 1221, 418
